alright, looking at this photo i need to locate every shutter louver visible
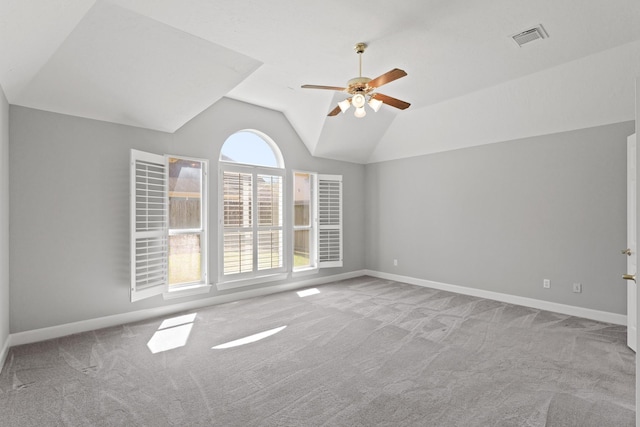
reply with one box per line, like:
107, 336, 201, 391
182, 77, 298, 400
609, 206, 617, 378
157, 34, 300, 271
223, 171, 254, 275
130, 150, 168, 301
257, 175, 283, 270
318, 175, 343, 268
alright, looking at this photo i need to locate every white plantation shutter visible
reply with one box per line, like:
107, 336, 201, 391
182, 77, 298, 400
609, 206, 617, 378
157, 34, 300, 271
221, 169, 285, 279
257, 175, 283, 271
222, 171, 254, 275
130, 149, 168, 302
318, 175, 343, 268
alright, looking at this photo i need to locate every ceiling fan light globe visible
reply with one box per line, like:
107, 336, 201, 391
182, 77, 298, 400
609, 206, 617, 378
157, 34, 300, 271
369, 97, 383, 112
338, 99, 351, 113
352, 93, 366, 108
354, 107, 366, 118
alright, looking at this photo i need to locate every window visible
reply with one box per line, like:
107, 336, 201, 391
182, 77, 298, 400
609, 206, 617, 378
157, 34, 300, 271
293, 172, 316, 271
132, 132, 344, 298
292, 172, 343, 272
293, 172, 342, 271
168, 157, 206, 287
219, 131, 285, 287
130, 150, 209, 302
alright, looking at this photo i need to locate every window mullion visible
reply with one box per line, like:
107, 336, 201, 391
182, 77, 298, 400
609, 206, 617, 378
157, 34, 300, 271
252, 170, 259, 272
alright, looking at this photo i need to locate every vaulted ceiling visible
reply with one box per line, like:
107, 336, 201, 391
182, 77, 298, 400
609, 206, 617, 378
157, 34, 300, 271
1, 0, 639, 163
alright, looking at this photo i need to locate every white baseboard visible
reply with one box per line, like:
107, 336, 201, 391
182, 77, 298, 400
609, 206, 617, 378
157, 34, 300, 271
0, 333, 10, 374
364, 270, 627, 326
9, 270, 366, 348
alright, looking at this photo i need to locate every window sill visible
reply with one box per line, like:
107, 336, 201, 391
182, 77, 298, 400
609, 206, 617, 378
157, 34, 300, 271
292, 268, 319, 279
163, 284, 212, 300
216, 273, 288, 291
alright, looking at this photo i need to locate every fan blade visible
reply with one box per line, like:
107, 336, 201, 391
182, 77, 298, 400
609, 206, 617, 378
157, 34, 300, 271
301, 84, 346, 91
367, 68, 407, 89
372, 93, 411, 110
327, 105, 342, 116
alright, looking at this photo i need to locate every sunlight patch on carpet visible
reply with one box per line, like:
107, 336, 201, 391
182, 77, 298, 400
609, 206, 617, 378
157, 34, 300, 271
212, 326, 287, 349
297, 288, 320, 297
147, 313, 197, 354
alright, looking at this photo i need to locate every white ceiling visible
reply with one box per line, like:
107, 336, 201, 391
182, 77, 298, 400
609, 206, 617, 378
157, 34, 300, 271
1, 0, 639, 163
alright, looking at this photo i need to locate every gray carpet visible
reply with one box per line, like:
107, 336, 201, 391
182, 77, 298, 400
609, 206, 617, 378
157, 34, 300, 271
0, 276, 635, 426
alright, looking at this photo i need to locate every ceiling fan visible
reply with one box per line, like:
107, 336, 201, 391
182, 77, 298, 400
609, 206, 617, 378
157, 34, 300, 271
301, 42, 410, 118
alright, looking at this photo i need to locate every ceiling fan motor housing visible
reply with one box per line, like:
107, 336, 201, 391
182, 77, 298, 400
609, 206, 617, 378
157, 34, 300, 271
347, 77, 372, 94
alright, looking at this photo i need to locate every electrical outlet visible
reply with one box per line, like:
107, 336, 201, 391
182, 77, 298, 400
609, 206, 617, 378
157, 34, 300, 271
543, 279, 550, 289
572, 283, 582, 293
393, 259, 398, 267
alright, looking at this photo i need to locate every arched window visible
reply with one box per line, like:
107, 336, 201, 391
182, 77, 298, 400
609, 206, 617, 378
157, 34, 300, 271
220, 130, 283, 168
218, 130, 286, 287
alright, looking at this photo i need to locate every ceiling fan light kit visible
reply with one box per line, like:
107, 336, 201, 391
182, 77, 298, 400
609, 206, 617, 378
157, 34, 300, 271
368, 97, 383, 112
301, 42, 411, 118
354, 106, 367, 118
352, 93, 366, 109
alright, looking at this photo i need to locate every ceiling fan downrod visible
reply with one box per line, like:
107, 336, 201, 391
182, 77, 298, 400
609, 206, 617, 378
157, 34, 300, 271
355, 42, 367, 78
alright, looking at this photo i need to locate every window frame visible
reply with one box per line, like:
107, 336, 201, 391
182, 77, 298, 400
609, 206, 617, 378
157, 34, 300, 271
167, 155, 209, 292
217, 162, 287, 289
292, 170, 318, 274
130, 149, 210, 303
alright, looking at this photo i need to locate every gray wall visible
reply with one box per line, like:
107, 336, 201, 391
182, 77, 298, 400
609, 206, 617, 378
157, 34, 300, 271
9, 98, 365, 333
8, 94, 634, 333
365, 121, 635, 314
0, 86, 9, 347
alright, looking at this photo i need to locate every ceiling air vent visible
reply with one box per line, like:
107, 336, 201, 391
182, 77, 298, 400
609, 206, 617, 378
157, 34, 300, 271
512, 25, 548, 47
